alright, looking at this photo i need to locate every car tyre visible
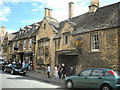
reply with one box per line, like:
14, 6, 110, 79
23, 72, 26, 76
101, 85, 112, 90
11, 70, 14, 74
66, 80, 73, 88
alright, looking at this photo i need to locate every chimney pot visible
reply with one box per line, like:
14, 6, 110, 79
69, 2, 74, 19
44, 8, 52, 18
89, 0, 99, 13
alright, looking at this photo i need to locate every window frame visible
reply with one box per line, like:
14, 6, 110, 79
29, 39, 32, 49
78, 69, 92, 76
91, 33, 99, 51
91, 69, 104, 76
23, 40, 26, 49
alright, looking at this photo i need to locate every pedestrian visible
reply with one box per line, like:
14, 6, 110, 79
12, 60, 17, 67
25, 61, 29, 71
57, 64, 62, 79
61, 64, 67, 79
22, 61, 25, 69
47, 64, 50, 78
70, 67, 74, 76
54, 65, 58, 79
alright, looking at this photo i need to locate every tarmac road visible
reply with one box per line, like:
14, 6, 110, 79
0, 70, 64, 89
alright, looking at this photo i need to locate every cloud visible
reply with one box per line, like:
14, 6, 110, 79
31, 9, 39, 12
6, 29, 17, 33
32, 3, 38, 7
2, 0, 119, 22
37, 0, 89, 21
21, 19, 41, 25
1, 0, 120, 23
0, 3, 11, 22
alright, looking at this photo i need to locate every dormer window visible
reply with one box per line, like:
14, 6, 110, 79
32, 25, 36, 31
25, 28, 28, 33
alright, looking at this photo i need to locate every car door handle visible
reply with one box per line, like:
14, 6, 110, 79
98, 77, 102, 79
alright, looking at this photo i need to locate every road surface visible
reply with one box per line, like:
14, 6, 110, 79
0, 70, 62, 89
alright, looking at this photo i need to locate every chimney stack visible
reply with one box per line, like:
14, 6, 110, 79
69, 2, 74, 19
89, 0, 99, 13
44, 8, 52, 18
1, 26, 5, 37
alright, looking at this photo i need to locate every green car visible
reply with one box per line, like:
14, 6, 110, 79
65, 68, 120, 90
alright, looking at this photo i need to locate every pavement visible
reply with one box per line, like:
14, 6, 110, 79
26, 70, 64, 85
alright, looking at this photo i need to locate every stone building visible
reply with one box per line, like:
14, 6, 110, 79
2, 32, 14, 61
0, 27, 5, 58
35, 8, 59, 73
53, 0, 120, 73
8, 22, 41, 69
4, 0, 120, 75
34, 0, 120, 75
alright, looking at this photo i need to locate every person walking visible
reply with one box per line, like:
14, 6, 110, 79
25, 61, 29, 71
61, 64, 66, 79
47, 64, 50, 78
54, 65, 58, 79
22, 61, 25, 69
57, 64, 62, 79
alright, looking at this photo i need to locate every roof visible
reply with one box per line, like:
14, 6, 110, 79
71, 2, 120, 35
11, 21, 42, 41
55, 1, 120, 37
11, 2, 120, 41
45, 17, 59, 33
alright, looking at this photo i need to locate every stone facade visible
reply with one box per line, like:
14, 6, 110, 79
2, 1, 120, 76
0, 27, 5, 58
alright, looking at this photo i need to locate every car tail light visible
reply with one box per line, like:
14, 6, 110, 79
108, 70, 115, 76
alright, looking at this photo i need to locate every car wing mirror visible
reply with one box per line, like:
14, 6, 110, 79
77, 74, 81, 76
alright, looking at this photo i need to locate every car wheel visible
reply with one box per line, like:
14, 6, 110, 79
66, 80, 73, 88
11, 70, 14, 74
4, 68, 7, 72
101, 85, 112, 90
23, 72, 26, 76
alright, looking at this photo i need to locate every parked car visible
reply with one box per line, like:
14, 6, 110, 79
4, 63, 26, 75
0, 58, 6, 70
65, 68, 120, 90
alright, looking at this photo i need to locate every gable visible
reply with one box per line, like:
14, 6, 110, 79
61, 22, 74, 34
36, 18, 54, 40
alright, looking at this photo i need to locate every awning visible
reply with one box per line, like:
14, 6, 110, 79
56, 49, 79, 55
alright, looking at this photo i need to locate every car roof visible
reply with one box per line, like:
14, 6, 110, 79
86, 68, 112, 71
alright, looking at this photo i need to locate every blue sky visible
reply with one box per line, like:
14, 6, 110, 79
0, 0, 120, 33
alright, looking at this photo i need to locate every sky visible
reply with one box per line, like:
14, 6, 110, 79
0, 0, 120, 33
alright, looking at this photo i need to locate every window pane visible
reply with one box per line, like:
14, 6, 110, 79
91, 33, 99, 51
92, 70, 103, 76
80, 70, 92, 76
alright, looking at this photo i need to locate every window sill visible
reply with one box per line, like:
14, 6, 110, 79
88, 50, 102, 54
